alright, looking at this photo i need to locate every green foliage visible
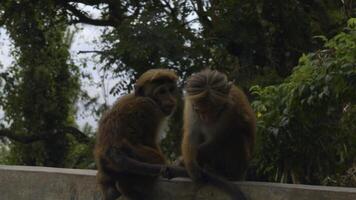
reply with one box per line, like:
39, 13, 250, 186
96, 0, 349, 93
251, 19, 356, 184
0, 143, 10, 164
0, 0, 353, 171
323, 165, 356, 187
99, 1, 211, 94
0, 1, 82, 167
161, 98, 184, 162
64, 123, 95, 169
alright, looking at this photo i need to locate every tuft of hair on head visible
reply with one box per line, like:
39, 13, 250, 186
185, 69, 232, 104
135, 68, 178, 95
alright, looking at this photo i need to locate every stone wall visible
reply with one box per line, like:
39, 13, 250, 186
1, 165, 356, 200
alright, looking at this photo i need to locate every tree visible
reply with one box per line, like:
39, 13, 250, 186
0, 0, 90, 167
251, 19, 356, 184
0, 0, 352, 167
60, 0, 349, 86
60, 1, 351, 160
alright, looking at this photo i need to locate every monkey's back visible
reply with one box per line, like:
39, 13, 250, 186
95, 94, 164, 155
94, 93, 166, 199
228, 85, 256, 154
212, 86, 256, 180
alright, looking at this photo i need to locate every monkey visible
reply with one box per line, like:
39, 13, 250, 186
94, 69, 179, 200
181, 69, 256, 200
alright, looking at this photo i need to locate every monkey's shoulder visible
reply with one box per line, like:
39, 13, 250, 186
112, 94, 159, 112
99, 94, 162, 124
226, 87, 256, 124
229, 86, 249, 102
120, 98, 163, 123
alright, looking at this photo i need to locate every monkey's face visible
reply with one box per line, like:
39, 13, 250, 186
192, 100, 224, 123
151, 82, 178, 116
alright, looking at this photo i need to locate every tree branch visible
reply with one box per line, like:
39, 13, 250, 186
62, 126, 91, 143
62, 2, 116, 26
0, 126, 91, 144
0, 129, 46, 143
77, 50, 105, 54
66, 0, 106, 6
191, 0, 212, 30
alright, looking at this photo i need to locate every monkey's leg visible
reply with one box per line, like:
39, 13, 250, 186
185, 141, 247, 200
198, 169, 247, 200
117, 139, 165, 163
182, 136, 204, 181
177, 167, 247, 200
102, 185, 121, 200
113, 154, 245, 199
109, 149, 189, 178
97, 172, 122, 200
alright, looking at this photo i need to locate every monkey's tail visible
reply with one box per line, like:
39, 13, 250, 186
201, 170, 247, 200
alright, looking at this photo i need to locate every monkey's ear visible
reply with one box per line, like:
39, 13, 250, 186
134, 85, 144, 96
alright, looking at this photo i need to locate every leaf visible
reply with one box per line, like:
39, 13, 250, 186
313, 35, 328, 43
347, 18, 356, 29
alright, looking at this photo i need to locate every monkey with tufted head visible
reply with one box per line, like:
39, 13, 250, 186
94, 69, 179, 200
181, 69, 256, 200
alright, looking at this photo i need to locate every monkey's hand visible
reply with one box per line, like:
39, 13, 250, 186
172, 156, 184, 167
160, 165, 174, 179
160, 165, 189, 180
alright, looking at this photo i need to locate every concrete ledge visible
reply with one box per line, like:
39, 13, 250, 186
1, 165, 356, 200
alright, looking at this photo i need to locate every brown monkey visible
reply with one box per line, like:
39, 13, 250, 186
181, 69, 256, 199
94, 69, 178, 200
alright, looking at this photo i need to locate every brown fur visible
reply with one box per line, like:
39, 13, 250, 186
182, 69, 256, 181
94, 69, 178, 200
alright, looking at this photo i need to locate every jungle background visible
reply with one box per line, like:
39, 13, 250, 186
0, 0, 355, 187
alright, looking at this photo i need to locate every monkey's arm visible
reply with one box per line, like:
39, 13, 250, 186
107, 147, 189, 178
116, 139, 166, 163
182, 129, 207, 181
183, 132, 247, 200
184, 127, 221, 180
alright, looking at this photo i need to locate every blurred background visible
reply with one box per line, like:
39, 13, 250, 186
0, 0, 355, 187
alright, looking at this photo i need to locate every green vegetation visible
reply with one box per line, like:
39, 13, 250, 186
0, 0, 355, 186
0, 1, 90, 167
251, 19, 356, 184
